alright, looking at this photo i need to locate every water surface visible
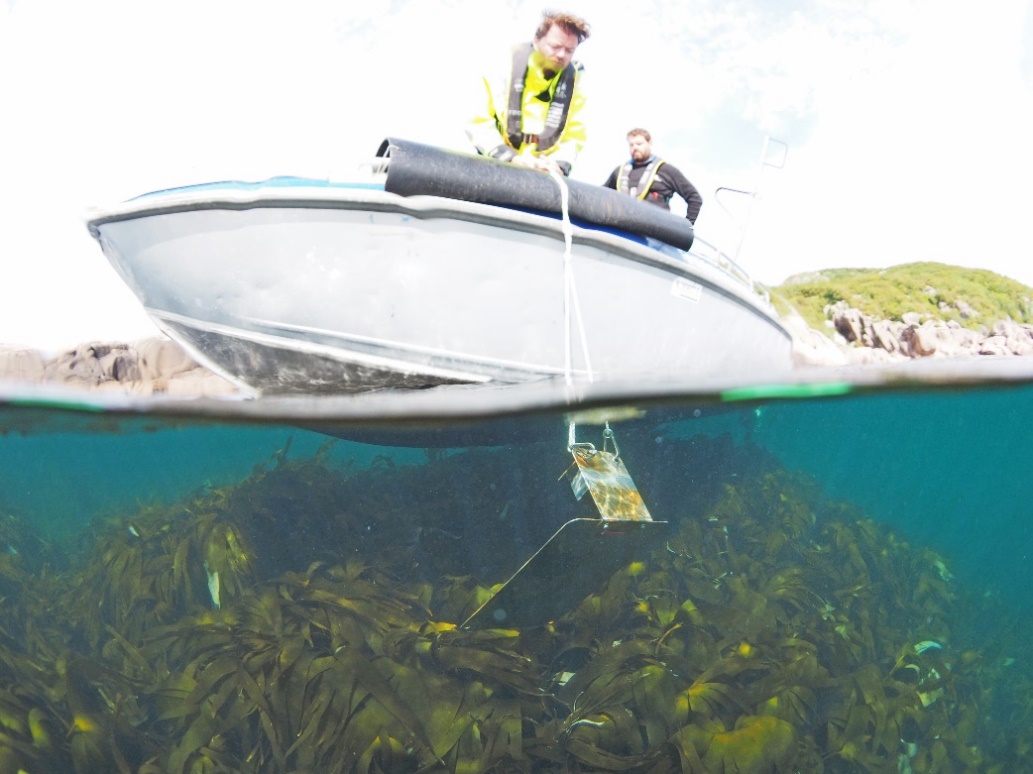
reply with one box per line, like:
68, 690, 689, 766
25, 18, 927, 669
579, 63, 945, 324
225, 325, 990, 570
0, 366, 1030, 772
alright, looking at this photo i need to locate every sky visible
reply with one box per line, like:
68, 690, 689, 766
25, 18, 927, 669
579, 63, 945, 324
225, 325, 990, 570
1, 0, 1032, 352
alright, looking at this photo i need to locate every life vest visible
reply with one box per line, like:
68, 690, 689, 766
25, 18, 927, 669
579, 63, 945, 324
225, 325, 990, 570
502, 43, 580, 153
617, 157, 666, 200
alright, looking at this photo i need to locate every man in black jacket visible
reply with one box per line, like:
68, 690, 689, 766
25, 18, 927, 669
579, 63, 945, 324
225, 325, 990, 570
603, 128, 703, 224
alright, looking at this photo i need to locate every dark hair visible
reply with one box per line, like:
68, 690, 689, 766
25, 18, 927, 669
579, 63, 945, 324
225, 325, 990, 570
535, 10, 591, 44
627, 128, 652, 142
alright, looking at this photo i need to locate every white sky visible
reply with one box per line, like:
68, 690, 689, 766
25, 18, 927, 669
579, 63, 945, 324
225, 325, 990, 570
1, 0, 1031, 352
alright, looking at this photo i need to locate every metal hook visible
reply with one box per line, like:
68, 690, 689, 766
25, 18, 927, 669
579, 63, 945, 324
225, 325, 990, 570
602, 422, 619, 458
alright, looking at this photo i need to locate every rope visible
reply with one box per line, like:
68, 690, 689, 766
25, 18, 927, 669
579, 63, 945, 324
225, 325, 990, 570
546, 166, 593, 386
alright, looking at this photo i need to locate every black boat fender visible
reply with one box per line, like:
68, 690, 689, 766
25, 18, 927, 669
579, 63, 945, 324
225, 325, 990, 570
377, 138, 694, 251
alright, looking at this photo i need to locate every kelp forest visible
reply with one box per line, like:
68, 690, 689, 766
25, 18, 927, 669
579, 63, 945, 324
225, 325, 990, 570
0, 429, 1030, 773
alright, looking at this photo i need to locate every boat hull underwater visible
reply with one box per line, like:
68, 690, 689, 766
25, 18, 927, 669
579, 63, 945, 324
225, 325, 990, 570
87, 139, 792, 395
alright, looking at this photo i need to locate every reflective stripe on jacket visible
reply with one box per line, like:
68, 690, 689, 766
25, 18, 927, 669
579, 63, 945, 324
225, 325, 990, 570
466, 43, 587, 167
617, 157, 666, 200
503, 43, 578, 152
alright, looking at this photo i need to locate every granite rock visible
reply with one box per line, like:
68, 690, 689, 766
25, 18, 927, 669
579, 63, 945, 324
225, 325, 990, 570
789, 302, 1033, 366
0, 338, 239, 397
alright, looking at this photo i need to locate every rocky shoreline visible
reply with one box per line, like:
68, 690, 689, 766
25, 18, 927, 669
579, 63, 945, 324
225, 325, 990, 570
789, 304, 1033, 367
3, 311, 1033, 397
0, 338, 240, 397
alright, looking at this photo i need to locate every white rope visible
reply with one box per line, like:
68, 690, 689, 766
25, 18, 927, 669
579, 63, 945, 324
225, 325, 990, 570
546, 166, 593, 386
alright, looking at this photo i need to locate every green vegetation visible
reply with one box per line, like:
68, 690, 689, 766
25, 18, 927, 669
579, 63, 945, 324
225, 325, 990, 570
771, 262, 1033, 333
1, 437, 1031, 771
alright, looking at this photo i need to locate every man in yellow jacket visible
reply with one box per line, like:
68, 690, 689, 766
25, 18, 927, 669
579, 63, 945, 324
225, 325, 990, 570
466, 11, 590, 177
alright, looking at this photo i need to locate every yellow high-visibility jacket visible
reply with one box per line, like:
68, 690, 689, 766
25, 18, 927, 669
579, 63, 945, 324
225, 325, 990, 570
466, 43, 587, 173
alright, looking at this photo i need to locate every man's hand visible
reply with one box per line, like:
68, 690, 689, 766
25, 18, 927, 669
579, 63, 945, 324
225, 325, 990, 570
512, 155, 564, 175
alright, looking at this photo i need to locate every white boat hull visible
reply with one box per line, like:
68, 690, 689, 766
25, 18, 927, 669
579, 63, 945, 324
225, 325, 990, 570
90, 178, 792, 395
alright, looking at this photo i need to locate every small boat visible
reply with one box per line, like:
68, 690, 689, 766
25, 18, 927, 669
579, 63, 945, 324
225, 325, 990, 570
86, 138, 792, 395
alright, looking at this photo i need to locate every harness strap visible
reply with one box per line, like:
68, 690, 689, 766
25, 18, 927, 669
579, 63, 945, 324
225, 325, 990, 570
503, 43, 579, 153
617, 157, 666, 200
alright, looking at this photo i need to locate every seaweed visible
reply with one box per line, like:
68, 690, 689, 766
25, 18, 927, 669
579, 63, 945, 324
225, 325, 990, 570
0, 435, 1028, 772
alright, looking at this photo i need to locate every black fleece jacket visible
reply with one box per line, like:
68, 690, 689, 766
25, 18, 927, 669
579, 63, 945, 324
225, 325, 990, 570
603, 158, 703, 223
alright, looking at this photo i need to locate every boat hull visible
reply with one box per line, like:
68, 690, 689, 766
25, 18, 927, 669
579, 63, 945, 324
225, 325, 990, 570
90, 187, 792, 394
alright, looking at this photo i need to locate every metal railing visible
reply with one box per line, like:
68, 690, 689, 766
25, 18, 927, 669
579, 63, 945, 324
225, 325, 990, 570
714, 136, 788, 264
684, 236, 772, 306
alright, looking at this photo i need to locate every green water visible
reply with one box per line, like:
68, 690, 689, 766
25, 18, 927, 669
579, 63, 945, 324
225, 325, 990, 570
0, 377, 1030, 772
